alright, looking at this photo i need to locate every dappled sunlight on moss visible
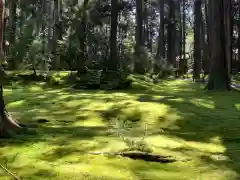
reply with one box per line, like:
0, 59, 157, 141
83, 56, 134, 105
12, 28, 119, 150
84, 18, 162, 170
7, 100, 25, 108
27, 85, 43, 92
186, 141, 226, 154
1, 80, 240, 179
235, 103, 240, 110
189, 98, 215, 109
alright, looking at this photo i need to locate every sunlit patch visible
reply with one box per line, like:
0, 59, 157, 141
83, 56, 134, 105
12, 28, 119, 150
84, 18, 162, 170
190, 98, 215, 109
235, 104, 240, 110
28, 85, 43, 92
3, 88, 12, 94
7, 100, 25, 108
55, 94, 73, 100
187, 141, 226, 154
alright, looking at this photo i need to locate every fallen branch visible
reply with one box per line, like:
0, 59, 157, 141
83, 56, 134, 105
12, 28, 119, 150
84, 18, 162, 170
0, 163, 21, 180
88, 151, 184, 163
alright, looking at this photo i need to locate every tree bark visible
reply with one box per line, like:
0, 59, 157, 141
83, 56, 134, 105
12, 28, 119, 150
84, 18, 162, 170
134, 0, 145, 74
238, 0, 240, 64
109, 0, 119, 70
206, 0, 230, 90
157, 0, 165, 58
0, 0, 22, 137
182, 0, 187, 76
78, 0, 89, 74
155, 0, 165, 73
8, 0, 17, 45
0, 84, 22, 137
167, 0, 176, 66
0, 0, 4, 61
193, 0, 201, 81
201, 0, 209, 75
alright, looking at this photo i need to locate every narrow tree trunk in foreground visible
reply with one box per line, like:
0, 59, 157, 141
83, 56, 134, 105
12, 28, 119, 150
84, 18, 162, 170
0, 0, 22, 137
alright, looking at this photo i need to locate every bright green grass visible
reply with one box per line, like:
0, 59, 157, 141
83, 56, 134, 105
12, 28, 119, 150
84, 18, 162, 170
1, 80, 240, 180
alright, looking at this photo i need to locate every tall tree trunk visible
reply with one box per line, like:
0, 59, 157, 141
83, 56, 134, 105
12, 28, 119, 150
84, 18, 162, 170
0, 0, 22, 137
135, 0, 145, 74
51, 0, 63, 70
201, 0, 209, 75
206, 0, 230, 90
0, 0, 4, 62
182, 0, 187, 76
155, 0, 165, 72
167, 0, 176, 66
78, 0, 89, 74
157, 0, 165, 58
176, 0, 182, 77
8, 0, 17, 45
238, 0, 240, 64
46, 0, 54, 73
109, 0, 119, 70
224, 0, 232, 77
143, 0, 149, 48
8, 0, 17, 69
193, 0, 201, 81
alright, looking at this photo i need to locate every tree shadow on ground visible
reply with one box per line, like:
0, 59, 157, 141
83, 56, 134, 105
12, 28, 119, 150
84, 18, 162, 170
1, 85, 121, 148
3, 81, 240, 179
136, 82, 240, 179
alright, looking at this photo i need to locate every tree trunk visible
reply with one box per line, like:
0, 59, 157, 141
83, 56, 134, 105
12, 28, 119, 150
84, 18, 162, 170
51, 0, 63, 70
182, 0, 187, 76
0, 0, 3, 61
0, 84, 22, 137
78, 0, 89, 74
238, 0, 240, 64
0, 0, 22, 137
206, 0, 230, 90
134, 0, 145, 74
167, 0, 176, 66
176, 0, 182, 77
155, 0, 165, 73
8, 0, 17, 45
193, 0, 201, 81
109, 0, 119, 70
224, 0, 232, 77
201, 0, 209, 75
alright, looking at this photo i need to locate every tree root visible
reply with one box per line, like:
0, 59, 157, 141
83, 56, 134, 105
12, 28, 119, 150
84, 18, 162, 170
0, 110, 26, 138
87, 151, 188, 163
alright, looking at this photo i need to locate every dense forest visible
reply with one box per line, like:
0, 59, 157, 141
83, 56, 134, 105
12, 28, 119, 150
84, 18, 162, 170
0, 0, 235, 85
1, 0, 240, 179
0, 0, 237, 85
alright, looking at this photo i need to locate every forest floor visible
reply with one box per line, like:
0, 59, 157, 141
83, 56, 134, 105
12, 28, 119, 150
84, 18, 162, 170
1, 79, 240, 180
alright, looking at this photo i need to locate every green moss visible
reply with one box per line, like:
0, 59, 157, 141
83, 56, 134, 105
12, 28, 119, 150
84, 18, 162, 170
0, 79, 240, 179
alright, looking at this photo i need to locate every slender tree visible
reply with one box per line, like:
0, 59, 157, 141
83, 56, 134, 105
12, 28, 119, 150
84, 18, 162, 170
78, 0, 89, 74
181, 0, 187, 76
109, 0, 119, 70
0, 0, 22, 137
238, 0, 240, 63
156, 0, 165, 59
135, 0, 145, 74
193, 0, 201, 81
167, 0, 176, 66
